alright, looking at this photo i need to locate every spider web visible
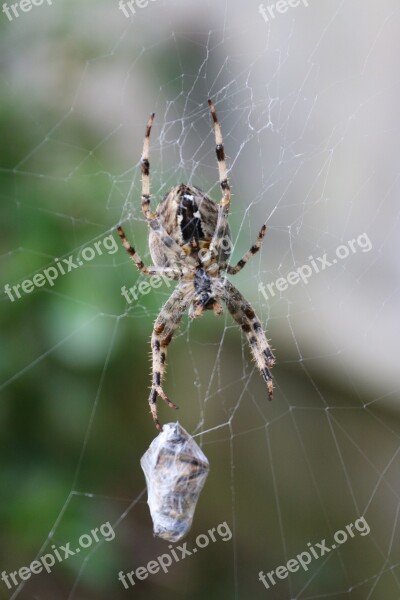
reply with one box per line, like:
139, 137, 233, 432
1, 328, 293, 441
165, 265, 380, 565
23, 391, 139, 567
1, 0, 400, 599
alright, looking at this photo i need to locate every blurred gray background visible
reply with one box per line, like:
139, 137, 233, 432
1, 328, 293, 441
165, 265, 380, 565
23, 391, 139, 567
1, 0, 400, 598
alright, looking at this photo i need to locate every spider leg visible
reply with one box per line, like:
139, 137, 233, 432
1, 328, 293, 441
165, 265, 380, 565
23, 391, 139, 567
208, 99, 231, 258
219, 279, 275, 398
148, 219, 188, 261
149, 283, 194, 431
208, 99, 230, 208
140, 112, 155, 220
227, 225, 266, 275
138, 115, 187, 260
117, 226, 180, 278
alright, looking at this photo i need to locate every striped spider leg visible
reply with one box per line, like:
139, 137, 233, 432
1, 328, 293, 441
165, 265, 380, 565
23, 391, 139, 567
207, 99, 268, 272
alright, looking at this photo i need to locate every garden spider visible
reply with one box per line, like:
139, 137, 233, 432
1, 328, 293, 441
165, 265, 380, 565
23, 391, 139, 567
118, 100, 275, 431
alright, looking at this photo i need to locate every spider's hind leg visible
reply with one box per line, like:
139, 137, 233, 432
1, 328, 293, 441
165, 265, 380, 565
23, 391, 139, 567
220, 279, 275, 399
148, 283, 194, 431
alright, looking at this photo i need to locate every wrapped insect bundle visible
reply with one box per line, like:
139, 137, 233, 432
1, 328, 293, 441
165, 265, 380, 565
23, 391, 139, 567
140, 422, 210, 542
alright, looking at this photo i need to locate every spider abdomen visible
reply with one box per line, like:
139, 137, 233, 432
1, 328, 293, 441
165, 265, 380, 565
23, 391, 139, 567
149, 183, 231, 268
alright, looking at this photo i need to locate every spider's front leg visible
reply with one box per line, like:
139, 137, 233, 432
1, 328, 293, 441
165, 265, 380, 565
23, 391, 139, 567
138, 113, 187, 261
227, 225, 267, 275
149, 284, 194, 431
117, 226, 181, 278
208, 99, 231, 261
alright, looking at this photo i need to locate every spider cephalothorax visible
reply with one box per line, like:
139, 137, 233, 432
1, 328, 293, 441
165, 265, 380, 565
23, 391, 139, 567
118, 100, 275, 431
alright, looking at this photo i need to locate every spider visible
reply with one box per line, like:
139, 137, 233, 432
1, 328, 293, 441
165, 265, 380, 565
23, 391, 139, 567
117, 99, 275, 431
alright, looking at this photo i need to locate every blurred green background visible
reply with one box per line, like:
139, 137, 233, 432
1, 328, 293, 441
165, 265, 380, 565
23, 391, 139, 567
1, 1, 400, 599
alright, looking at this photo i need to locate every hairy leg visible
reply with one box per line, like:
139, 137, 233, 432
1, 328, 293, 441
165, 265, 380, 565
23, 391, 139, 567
219, 279, 275, 398
149, 282, 194, 431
